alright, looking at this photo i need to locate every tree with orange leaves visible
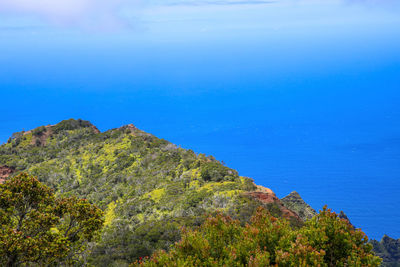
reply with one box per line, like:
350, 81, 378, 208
134, 206, 381, 266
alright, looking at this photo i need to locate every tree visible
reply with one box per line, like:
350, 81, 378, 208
300, 206, 382, 267
0, 173, 104, 266
134, 207, 381, 266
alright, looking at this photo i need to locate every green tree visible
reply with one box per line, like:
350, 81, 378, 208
134, 207, 381, 267
0, 173, 104, 266
300, 206, 382, 267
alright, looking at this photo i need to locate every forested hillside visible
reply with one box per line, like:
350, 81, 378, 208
1, 119, 391, 266
0, 119, 301, 265
371, 235, 400, 267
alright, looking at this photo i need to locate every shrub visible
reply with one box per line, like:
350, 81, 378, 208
134, 207, 382, 267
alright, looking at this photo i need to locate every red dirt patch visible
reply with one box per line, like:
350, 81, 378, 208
32, 126, 53, 146
246, 185, 301, 221
0, 166, 15, 184
91, 126, 101, 134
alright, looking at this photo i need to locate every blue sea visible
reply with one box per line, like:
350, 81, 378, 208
0, 0, 399, 239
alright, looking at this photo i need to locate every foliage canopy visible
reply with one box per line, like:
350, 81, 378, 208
0, 173, 104, 266
0, 120, 263, 264
135, 206, 382, 267
0, 119, 384, 265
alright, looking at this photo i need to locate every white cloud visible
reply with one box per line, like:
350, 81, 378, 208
0, 0, 142, 30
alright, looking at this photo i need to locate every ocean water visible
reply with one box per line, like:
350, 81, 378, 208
0, 0, 400, 239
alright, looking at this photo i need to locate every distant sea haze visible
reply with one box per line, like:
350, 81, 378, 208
0, 0, 399, 239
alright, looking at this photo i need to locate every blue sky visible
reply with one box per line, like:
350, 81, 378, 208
1, 0, 399, 140
1, 0, 399, 156
1, 0, 400, 239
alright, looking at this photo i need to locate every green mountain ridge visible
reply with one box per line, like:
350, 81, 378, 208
281, 191, 317, 221
371, 235, 400, 267
1, 118, 396, 266
0, 119, 303, 265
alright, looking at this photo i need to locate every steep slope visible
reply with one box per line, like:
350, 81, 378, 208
247, 185, 301, 221
0, 119, 302, 265
371, 235, 400, 267
281, 190, 395, 266
281, 191, 317, 221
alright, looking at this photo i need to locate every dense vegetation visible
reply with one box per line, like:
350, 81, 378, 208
281, 191, 317, 221
135, 206, 381, 266
0, 119, 274, 265
0, 173, 103, 266
0, 119, 387, 266
371, 236, 400, 267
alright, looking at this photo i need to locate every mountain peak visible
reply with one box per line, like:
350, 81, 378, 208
281, 191, 317, 221
52, 119, 96, 133
120, 123, 137, 132
7, 119, 100, 147
287, 191, 301, 198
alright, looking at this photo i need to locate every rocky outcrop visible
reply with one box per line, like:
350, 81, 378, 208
119, 123, 153, 137
371, 235, 400, 266
247, 185, 301, 221
91, 125, 101, 134
281, 191, 317, 221
338, 211, 353, 225
126, 123, 137, 132
0, 165, 15, 184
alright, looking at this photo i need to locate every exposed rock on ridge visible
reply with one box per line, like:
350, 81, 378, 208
281, 191, 317, 221
247, 185, 301, 222
27, 125, 53, 146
